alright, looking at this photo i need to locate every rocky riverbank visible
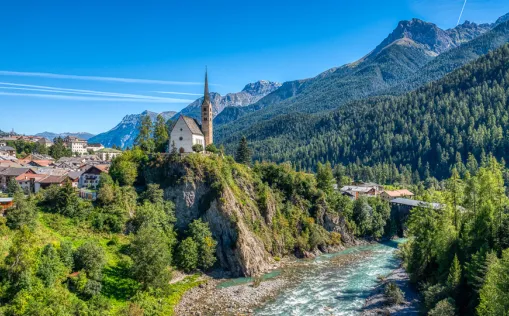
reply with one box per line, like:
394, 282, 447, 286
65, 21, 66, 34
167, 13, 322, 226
175, 240, 377, 315
361, 267, 420, 315
174, 276, 289, 315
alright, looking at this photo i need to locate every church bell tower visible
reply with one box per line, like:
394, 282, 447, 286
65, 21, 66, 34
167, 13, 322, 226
201, 69, 213, 146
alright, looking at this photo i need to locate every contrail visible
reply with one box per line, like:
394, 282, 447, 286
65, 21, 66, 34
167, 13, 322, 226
457, 0, 468, 25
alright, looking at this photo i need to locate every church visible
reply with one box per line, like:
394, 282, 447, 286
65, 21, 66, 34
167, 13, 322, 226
170, 71, 213, 153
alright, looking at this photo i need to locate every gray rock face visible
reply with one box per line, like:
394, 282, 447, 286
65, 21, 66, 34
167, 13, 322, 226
88, 110, 176, 149
368, 18, 492, 59
174, 80, 282, 122
163, 168, 272, 277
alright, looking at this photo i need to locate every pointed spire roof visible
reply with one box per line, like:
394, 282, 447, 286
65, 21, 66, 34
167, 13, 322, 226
203, 67, 210, 103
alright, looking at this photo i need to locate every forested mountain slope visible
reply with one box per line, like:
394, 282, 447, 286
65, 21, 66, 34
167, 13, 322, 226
237, 43, 509, 180
214, 18, 494, 140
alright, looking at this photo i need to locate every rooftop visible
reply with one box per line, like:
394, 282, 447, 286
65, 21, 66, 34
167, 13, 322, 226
390, 198, 442, 209
383, 189, 414, 197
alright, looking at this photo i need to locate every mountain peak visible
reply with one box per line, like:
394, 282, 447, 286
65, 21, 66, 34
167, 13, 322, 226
496, 12, 509, 25
366, 17, 491, 59
241, 80, 282, 95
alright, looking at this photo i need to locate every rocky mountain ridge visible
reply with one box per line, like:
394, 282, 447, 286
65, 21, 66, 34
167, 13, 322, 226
35, 131, 96, 141
174, 80, 281, 122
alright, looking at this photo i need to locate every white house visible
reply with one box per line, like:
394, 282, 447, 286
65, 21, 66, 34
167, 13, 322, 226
37, 138, 53, 148
63, 136, 88, 155
79, 164, 109, 189
170, 116, 205, 153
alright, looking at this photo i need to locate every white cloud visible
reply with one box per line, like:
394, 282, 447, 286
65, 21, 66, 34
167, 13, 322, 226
0, 70, 203, 86
0, 91, 192, 103
0, 82, 194, 103
153, 91, 202, 96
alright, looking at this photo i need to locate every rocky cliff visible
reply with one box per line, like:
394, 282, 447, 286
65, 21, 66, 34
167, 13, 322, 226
145, 154, 355, 277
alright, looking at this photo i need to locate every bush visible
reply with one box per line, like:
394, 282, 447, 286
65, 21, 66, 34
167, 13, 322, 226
423, 283, 449, 311
384, 282, 404, 305
429, 298, 456, 316
187, 219, 217, 270
205, 144, 219, 153
176, 237, 198, 272
74, 241, 106, 280
192, 144, 204, 153
6, 191, 37, 230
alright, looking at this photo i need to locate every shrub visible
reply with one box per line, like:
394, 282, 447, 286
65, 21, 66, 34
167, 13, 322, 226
384, 282, 404, 305
176, 237, 198, 272
192, 144, 204, 153
205, 144, 219, 153
429, 298, 456, 316
74, 241, 106, 280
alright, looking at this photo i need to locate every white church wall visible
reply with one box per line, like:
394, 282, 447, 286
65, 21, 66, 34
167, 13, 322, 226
170, 117, 205, 153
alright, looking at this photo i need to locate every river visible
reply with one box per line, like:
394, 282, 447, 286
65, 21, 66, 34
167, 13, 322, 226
254, 239, 405, 315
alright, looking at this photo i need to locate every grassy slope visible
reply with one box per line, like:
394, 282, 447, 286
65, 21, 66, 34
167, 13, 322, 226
1, 211, 201, 315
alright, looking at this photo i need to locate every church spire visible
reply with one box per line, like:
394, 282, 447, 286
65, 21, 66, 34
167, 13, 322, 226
204, 67, 210, 103
201, 67, 213, 146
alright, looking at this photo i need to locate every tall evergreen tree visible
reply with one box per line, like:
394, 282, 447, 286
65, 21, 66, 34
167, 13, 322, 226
153, 114, 169, 153
235, 136, 252, 165
135, 115, 155, 153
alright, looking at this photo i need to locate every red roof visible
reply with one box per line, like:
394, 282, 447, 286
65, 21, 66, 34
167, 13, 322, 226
383, 189, 414, 197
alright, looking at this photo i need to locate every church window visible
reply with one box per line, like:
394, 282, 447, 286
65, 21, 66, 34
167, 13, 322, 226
180, 128, 183, 131
179, 137, 183, 141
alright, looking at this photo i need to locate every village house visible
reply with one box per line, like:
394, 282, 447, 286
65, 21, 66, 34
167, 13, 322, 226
0, 167, 36, 190
381, 189, 414, 201
170, 70, 212, 153
16, 173, 47, 193
63, 136, 88, 155
0, 141, 6, 147
34, 175, 70, 193
79, 164, 109, 189
18, 154, 55, 166
38, 137, 53, 148
0, 146, 16, 156
68, 171, 83, 188
95, 148, 122, 161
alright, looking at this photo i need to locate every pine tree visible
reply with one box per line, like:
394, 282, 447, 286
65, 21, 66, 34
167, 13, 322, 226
153, 114, 169, 153
316, 162, 334, 194
447, 254, 462, 293
235, 136, 252, 165
135, 115, 155, 153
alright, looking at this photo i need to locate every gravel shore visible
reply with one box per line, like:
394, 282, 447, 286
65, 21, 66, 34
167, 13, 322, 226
361, 267, 420, 315
174, 276, 289, 316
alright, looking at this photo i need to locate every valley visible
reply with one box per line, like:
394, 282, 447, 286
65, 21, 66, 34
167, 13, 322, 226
2, 8, 509, 316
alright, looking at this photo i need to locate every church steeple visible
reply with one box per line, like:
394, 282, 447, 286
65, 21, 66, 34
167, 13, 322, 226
204, 67, 210, 103
201, 68, 213, 146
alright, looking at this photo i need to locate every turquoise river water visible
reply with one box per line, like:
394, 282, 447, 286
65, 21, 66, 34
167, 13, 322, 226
253, 239, 406, 315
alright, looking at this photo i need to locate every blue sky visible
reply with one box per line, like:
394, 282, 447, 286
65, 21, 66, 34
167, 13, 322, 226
1, 0, 508, 135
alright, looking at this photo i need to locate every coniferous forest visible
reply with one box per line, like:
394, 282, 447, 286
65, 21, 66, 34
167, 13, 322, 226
224, 44, 509, 182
